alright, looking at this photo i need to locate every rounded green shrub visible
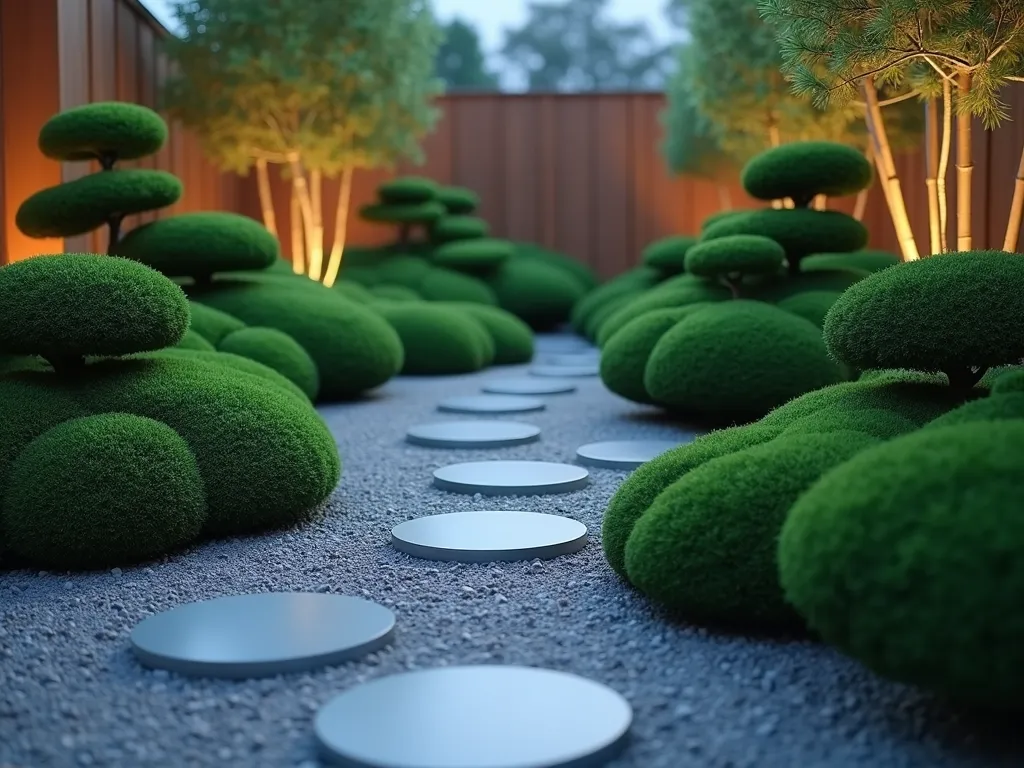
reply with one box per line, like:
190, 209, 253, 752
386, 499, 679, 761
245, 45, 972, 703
115, 212, 279, 280
600, 306, 703, 404
333, 280, 374, 303
742, 141, 873, 207
752, 269, 868, 304
418, 266, 498, 305
779, 421, 1024, 710
684, 235, 785, 295
603, 423, 780, 578
584, 292, 642, 341
374, 255, 433, 287
777, 290, 842, 328
570, 267, 661, 332
432, 238, 512, 272
176, 329, 216, 352
595, 275, 729, 347
191, 280, 403, 400
921, 393, 1024, 429
642, 235, 697, 274
625, 431, 878, 627
375, 303, 490, 374
803, 249, 900, 274
700, 210, 745, 232
144, 348, 308, 403
644, 301, 844, 424
441, 302, 534, 365
360, 201, 446, 225
0, 254, 189, 368
991, 369, 1024, 395
38, 102, 168, 163
378, 176, 438, 204
17, 170, 182, 238
432, 215, 489, 242
823, 251, 1024, 391
186, 301, 245, 345
779, 407, 917, 440
436, 186, 479, 214
370, 284, 421, 302
513, 242, 599, 290
217, 326, 319, 400
1, 413, 205, 570
488, 258, 588, 330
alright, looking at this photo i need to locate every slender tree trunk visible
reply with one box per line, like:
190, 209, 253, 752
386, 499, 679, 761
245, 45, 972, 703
255, 157, 278, 239
323, 164, 355, 288
812, 195, 827, 210
956, 72, 973, 251
864, 78, 919, 261
307, 168, 325, 281
715, 182, 733, 211
290, 181, 306, 275
768, 120, 785, 209
1003, 142, 1024, 253
925, 98, 942, 255
938, 78, 953, 253
287, 153, 318, 277
852, 144, 873, 222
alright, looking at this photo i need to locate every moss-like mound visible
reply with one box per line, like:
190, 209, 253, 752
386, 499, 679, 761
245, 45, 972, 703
584, 292, 644, 341
780, 421, 1024, 710
779, 406, 917, 440
1, 413, 205, 569
487, 258, 588, 330
115, 212, 279, 280
369, 284, 421, 302
570, 267, 661, 333
38, 102, 168, 163
752, 269, 868, 304
684, 235, 786, 293
777, 290, 842, 328
700, 210, 746, 232
644, 301, 844, 424
418, 266, 498, 305
702, 209, 868, 265
436, 186, 479, 214
642, 235, 698, 274
360, 201, 446, 225
625, 431, 878, 627
191, 280, 403, 400
217, 327, 319, 401
16, 170, 182, 238
186, 301, 245, 345
375, 303, 490, 374
742, 141, 873, 206
378, 176, 438, 204
143, 347, 309, 403
432, 215, 489, 242
514, 242, 599, 290
374, 255, 433, 287
177, 329, 216, 351
332, 280, 374, 304
432, 238, 512, 272
803, 250, 900, 274
603, 424, 780, 578
600, 306, 703, 404
921, 393, 1024, 429
991, 369, 1024, 395
441, 302, 534, 365
0, 254, 189, 368
824, 251, 1024, 391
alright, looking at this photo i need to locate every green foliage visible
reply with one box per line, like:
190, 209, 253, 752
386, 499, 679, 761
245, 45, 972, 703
684, 235, 786, 290
418, 266, 498, 305
436, 18, 500, 91
741, 141, 873, 205
375, 255, 434, 286
570, 267, 662, 333
38, 102, 168, 164
177, 329, 217, 352
0, 255, 189, 369
603, 423, 781, 578
642, 235, 698, 274
803, 249, 900, 274
441, 302, 535, 365
116, 212, 280, 281
333, 280, 375, 303
191, 279, 404, 400
436, 186, 479, 214
1, 413, 206, 570
486, 258, 589, 330
144, 348, 310, 403
432, 215, 490, 243
778, 406, 917, 440
922, 393, 1024, 429
374, 303, 490, 374
751, 268, 868, 303
776, 290, 842, 328
513, 242, 599, 290
432, 238, 512, 272
360, 201, 447, 225
379, 176, 439, 204
186, 301, 246, 345
779, 421, 1024, 709
16, 170, 182, 239
644, 301, 844, 424
595, 275, 729, 347
370, 284, 422, 301
217, 327, 320, 400
823, 252, 1024, 390
625, 431, 878, 627
992, 369, 1024, 395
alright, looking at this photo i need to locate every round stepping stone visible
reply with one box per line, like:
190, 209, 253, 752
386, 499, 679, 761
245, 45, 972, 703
438, 394, 546, 415
406, 421, 541, 449
529, 363, 599, 378
314, 665, 632, 768
576, 440, 681, 470
482, 377, 577, 396
392, 511, 587, 563
433, 460, 589, 496
129, 593, 395, 679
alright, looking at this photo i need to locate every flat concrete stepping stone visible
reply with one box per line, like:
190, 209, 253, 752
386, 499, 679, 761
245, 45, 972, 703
314, 665, 632, 768
433, 460, 589, 496
438, 394, 546, 415
406, 421, 541, 449
576, 440, 681, 470
482, 377, 577, 396
129, 593, 395, 679
529, 363, 599, 378
391, 511, 587, 563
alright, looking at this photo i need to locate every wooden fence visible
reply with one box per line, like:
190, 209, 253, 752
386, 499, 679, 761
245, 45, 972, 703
3, 0, 1023, 273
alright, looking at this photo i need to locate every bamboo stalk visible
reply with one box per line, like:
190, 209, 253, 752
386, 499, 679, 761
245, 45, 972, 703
307, 168, 325, 281
715, 182, 733, 211
937, 79, 953, 252
864, 78, 919, 261
956, 71, 973, 251
255, 157, 278, 239
323, 164, 355, 288
852, 144, 873, 222
287, 153, 318, 277
290, 181, 306, 275
925, 98, 942, 254
1003, 142, 1024, 253
812, 195, 827, 210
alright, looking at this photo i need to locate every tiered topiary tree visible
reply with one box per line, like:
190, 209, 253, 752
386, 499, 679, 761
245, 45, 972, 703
684, 235, 786, 298
641, 235, 698, 276
360, 177, 447, 245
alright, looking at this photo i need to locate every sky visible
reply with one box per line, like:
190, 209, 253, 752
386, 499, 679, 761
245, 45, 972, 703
138, 0, 679, 88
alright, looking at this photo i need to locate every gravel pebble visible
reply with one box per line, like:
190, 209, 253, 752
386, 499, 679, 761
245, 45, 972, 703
1, 347, 1021, 767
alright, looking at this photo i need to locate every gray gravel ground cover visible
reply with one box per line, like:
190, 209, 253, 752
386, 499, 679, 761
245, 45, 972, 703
1, 334, 1022, 768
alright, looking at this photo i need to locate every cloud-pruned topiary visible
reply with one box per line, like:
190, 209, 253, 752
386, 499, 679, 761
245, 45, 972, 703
440, 302, 535, 365
432, 238, 512, 273
776, 290, 843, 328
742, 141, 873, 208
644, 301, 845, 425
115, 212, 279, 283
642, 235, 698, 275
186, 301, 246, 345
145, 347, 310, 403
432, 215, 490, 243
921, 392, 1024, 429
38, 101, 168, 163
513, 242, 599, 291
803, 249, 900, 274
991, 369, 1024, 395
217, 327, 319, 401
487, 258, 587, 330
2, 413, 206, 570
625, 431, 879, 628
684, 235, 785, 298
373, 303, 490, 374
379, 176, 439, 203
0, 255, 189, 374
570, 267, 661, 334
778, 406, 917, 441
779, 421, 1024, 710
362, 177, 446, 244
823, 251, 1024, 392
436, 186, 480, 215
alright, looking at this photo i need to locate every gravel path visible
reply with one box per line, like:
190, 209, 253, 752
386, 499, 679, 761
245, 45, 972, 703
2, 336, 1021, 768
